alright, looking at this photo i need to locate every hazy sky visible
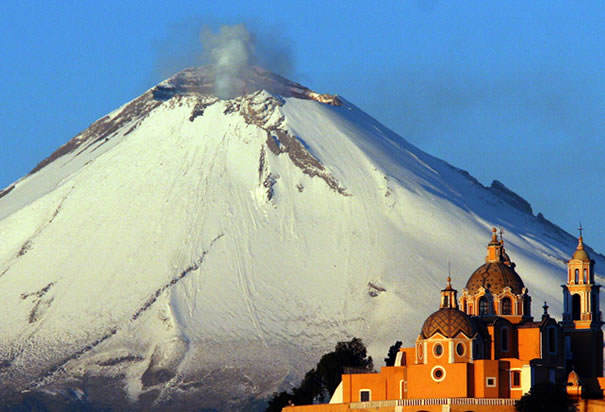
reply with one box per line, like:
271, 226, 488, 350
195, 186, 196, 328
1, 1, 603, 252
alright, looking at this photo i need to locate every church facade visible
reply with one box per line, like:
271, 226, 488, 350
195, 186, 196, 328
284, 228, 605, 411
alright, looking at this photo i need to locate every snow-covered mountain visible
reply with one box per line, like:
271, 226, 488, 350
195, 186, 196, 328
0, 66, 602, 410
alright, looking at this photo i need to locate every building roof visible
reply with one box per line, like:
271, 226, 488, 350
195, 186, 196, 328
421, 307, 475, 338
465, 262, 525, 295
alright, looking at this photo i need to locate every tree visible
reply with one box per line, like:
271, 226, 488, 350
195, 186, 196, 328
266, 337, 373, 411
315, 338, 374, 399
384, 341, 402, 366
265, 391, 295, 412
515, 382, 577, 412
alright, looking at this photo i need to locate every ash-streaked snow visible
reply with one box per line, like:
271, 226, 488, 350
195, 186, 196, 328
0, 67, 602, 410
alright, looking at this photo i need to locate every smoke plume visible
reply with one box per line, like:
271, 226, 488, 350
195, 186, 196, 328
200, 24, 293, 99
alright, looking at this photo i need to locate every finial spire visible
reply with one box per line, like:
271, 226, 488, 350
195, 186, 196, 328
571, 222, 591, 261
542, 301, 550, 320
499, 228, 504, 243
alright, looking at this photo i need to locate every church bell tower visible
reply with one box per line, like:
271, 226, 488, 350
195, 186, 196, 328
562, 227, 603, 378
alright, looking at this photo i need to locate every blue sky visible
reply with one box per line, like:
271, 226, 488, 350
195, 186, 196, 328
1, 1, 603, 252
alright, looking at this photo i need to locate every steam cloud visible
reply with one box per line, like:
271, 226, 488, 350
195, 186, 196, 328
200, 24, 293, 99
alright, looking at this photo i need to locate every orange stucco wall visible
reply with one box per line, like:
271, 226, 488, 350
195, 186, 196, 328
472, 359, 499, 398
407, 362, 469, 398
380, 366, 407, 399
341, 368, 405, 402
283, 401, 605, 412
339, 351, 531, 402
283, 404, 517, 412
401, 347, 415, 366
283, 405, 351, 412
578, 399, 605, 412
517, 328, 541, 360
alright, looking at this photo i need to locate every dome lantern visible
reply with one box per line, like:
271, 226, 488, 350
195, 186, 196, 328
440, 276, 458, 309
572, 225, 591, 262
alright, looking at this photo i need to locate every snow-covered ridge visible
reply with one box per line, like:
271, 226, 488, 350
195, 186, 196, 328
0, 68, 602, 410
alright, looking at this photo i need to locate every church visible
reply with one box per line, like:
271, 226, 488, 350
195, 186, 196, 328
284, 228, 605, 411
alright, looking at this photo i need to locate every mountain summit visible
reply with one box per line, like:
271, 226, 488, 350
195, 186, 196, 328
0, 68, 601, 410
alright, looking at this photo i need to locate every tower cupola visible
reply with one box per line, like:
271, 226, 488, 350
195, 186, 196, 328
440, 276, 458, 309
486, 227, 502, 263
562, 227, 600, 330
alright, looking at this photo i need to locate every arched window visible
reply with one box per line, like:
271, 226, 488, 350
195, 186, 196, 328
501, 297, 512, 315
584, 269, 588, 283
479, 297, 489, 315
572, 294, 581, 320
575, 269, 579, 284
443, 296, 449, 307
501, 327, 509, 353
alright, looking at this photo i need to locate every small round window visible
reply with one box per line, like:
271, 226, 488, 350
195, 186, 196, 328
431, 366, 446, 382
456, 343, 465, 356
433, 343, 443, 357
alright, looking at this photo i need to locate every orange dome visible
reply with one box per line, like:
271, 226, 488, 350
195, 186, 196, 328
465, 262, 524, 295
421, 308, 475, 338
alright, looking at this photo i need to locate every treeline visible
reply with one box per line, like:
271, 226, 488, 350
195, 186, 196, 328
265, 337, 374, 411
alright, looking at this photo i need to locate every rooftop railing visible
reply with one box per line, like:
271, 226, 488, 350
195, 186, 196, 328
350, 397, 516, 409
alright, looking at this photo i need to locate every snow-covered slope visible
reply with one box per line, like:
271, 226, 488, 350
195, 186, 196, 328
0, 67, 602, 410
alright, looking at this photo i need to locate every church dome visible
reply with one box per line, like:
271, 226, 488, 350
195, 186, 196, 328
421, 308, 475, 338
465, 262, 524, 295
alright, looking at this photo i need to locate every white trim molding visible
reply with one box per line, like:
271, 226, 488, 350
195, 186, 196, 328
359, 389, 372, 402
431, 365, 446, 382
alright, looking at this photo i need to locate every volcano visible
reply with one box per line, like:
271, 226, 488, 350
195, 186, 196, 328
0, 67, 602, 411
